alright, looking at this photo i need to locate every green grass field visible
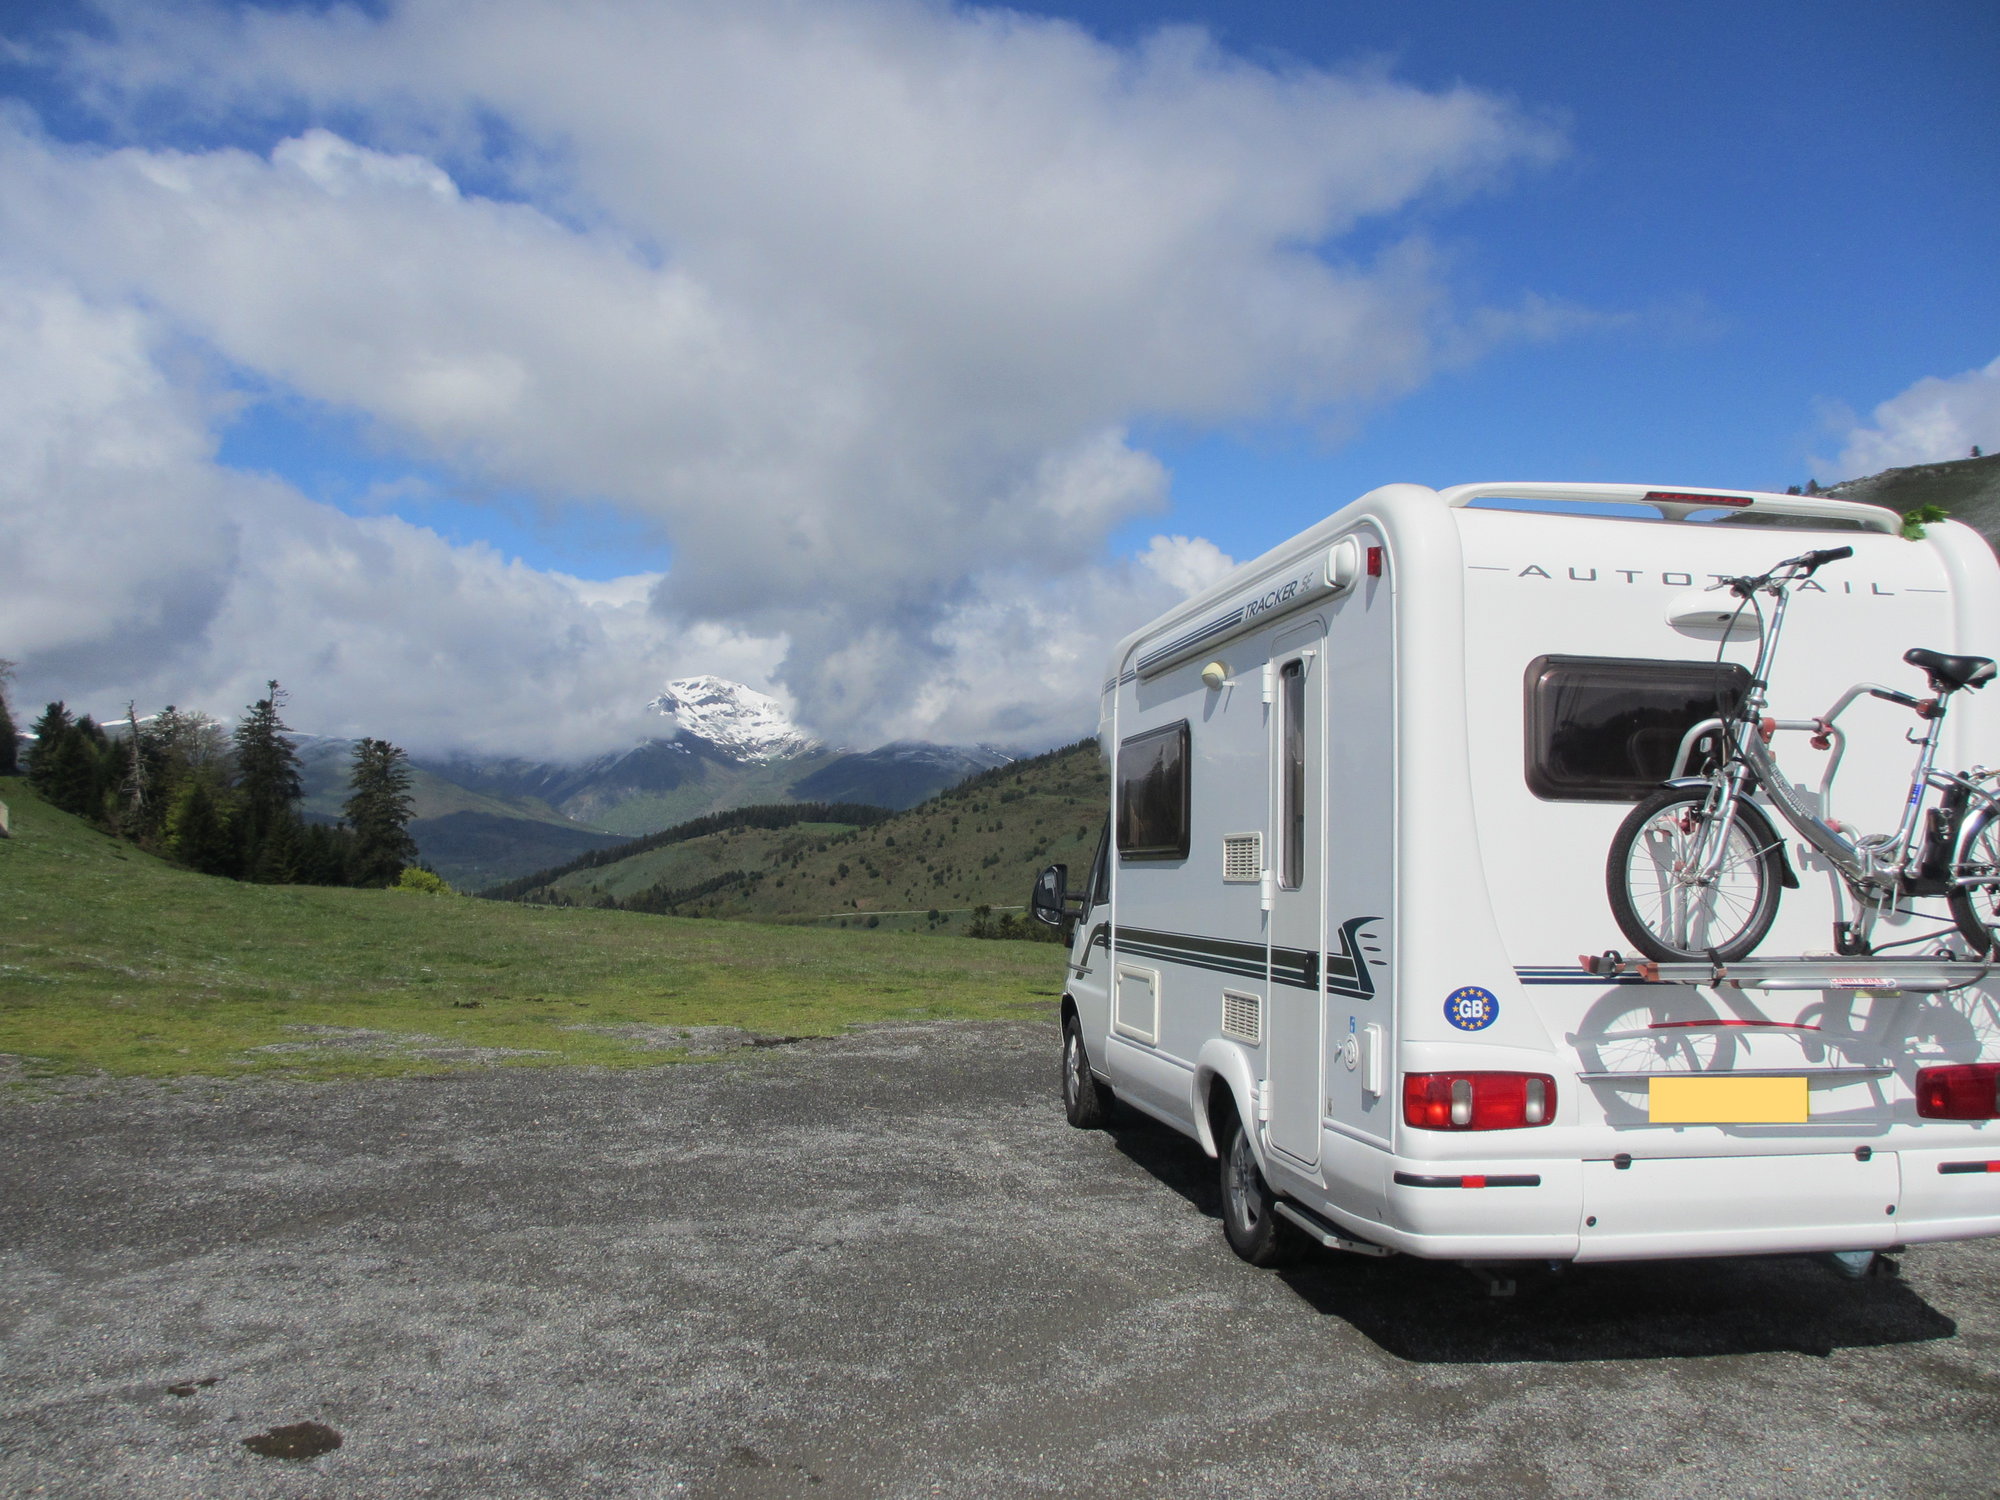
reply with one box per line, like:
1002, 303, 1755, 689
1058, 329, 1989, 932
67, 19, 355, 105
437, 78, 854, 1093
0, 778, 1063, 1082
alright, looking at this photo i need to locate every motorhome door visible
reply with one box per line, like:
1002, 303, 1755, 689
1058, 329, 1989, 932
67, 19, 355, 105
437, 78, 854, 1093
1067, 824, 1112, 1053
1267, 620, 1326, 1165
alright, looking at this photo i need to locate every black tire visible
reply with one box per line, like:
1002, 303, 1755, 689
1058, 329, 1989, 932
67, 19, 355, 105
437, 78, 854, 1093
1061, 1013, 1113, 1129
1948, 808, 2000, 955
1607, 787, 1784, 962
1219, 1110, 1301, 1267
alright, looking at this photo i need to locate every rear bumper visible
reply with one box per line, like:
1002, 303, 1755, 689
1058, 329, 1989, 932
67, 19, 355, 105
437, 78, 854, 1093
1312, 1143, 2000, 1262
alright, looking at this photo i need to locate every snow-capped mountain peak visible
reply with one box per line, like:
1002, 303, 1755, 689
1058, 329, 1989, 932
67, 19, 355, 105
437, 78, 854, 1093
646, 676, 817, 763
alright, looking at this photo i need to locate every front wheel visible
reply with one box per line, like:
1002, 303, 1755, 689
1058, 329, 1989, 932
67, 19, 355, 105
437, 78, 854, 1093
1061, 1014, 1113, 1128
1948, 809, 2000, 955
1219, 1112, 1302, 1267
1607, 787, 1784, 962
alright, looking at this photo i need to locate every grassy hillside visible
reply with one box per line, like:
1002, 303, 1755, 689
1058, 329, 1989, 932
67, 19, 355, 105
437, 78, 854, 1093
535, 821, 865, 904
0, 777, 1060, 1081
499, 739, 1110, 934
481, 801, 894, 899
573, 752, 841, 834
1828, 451, 2000, 551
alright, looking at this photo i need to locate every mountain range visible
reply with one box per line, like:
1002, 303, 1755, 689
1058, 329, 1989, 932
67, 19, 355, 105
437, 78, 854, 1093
297, 677, 1016, 889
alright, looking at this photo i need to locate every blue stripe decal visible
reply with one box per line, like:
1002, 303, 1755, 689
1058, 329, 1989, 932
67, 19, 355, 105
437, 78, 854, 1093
1135, 608, 1247, 675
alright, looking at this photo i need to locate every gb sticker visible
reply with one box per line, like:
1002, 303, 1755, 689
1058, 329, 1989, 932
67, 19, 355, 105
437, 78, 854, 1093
1444, 985, 1498, 1032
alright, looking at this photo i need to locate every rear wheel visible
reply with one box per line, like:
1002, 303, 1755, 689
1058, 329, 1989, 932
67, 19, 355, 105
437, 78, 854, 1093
1219, 1111, 1301, 1267
1948, 809, 2000, 954
1607, 787, 1784, 962
1061, 1013, 1112, 1128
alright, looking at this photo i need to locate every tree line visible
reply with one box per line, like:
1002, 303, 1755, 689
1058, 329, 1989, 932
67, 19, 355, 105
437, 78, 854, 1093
1, 666, 422, 889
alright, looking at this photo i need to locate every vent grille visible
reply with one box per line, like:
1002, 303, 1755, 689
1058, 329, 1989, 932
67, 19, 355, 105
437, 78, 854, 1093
1222, 833, 1262, 883
1222, 990, 1262, 1044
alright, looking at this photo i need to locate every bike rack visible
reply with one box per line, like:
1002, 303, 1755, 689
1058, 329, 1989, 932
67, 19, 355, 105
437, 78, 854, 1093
1579, 950, 1992, 994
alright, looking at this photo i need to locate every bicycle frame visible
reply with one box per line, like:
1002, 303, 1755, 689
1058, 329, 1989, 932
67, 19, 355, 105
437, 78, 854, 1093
1668, 563, 2000, 914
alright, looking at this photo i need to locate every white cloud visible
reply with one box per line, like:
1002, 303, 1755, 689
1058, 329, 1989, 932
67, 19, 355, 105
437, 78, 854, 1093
1137, 533, 1237, 597
868, 535, 1241, 748
3, 0, 1565, 750
0, 277, 241, 686
0, 274, 782, 758
1829, 355, 2000, 479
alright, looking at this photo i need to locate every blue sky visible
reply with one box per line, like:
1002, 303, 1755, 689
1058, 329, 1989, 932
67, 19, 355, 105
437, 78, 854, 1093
2, 0, 1995, 753
1072, 0, 2000, 554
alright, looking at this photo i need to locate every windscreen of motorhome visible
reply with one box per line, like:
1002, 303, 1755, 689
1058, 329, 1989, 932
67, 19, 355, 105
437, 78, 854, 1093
1117, 721, 1191, 859
1525, 656, 1751, 801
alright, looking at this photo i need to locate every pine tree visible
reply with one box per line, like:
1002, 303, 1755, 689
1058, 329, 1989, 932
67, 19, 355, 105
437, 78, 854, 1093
232, 680, 304, 877
69, 714, 116, 823
0, 659, 18, 777
252, 813, 306, 884
25, 702, 74, 796
167, 777, 239, 877
344, 737, 418, 886
25, 703, 100, 816
297, 820, 358, 886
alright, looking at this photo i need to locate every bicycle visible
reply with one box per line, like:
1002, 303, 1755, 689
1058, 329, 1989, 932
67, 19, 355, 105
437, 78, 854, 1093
1605, 545, 2000, 963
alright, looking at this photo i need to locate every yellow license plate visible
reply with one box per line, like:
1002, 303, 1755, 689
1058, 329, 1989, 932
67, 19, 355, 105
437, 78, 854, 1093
1648, 1075, 1809, 1124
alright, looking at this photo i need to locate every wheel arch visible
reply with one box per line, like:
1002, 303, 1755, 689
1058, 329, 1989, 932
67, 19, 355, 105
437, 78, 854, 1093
1194, 1038, 1262, 1162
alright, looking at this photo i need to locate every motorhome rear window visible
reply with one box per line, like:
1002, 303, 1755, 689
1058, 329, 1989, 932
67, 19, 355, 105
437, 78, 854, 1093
1117, 721, 1191, 859
1525, 656, 1750, 801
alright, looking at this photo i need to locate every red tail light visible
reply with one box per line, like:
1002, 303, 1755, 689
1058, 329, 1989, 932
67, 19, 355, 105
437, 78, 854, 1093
1915, 1064, 2000, 1120
1403, 1072, 1555, 1130
1643, 491, 1754, 508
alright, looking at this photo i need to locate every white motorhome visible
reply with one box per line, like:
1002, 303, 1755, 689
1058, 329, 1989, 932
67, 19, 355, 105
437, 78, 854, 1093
1034, 482, 2000, 1273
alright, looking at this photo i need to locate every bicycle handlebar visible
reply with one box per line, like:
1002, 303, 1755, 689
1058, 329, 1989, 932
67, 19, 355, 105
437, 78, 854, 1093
1714, 545, 1855, 597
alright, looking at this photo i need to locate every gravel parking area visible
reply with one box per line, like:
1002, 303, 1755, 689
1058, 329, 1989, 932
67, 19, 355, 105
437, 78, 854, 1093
3, 1016, 1997, 1498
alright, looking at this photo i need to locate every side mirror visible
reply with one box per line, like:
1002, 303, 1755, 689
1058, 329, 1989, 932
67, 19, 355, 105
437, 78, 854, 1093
1031, 863, 1069, 928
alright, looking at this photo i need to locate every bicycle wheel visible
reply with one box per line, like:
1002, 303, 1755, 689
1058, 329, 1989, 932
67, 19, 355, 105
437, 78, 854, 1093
1948, 808, 2000, 954
1607, 787, 1784, 962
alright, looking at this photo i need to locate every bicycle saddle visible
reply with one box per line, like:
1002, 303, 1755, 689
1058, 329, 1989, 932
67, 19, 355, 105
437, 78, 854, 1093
1905, 646, 1998, 693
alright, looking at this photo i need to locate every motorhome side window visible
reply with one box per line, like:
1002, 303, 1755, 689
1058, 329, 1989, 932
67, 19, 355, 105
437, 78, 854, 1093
1280, 661, 1306, 888
1525, 655, 1751, 802
1117, 721, 1191, 860
1087, 821, 1111, 906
